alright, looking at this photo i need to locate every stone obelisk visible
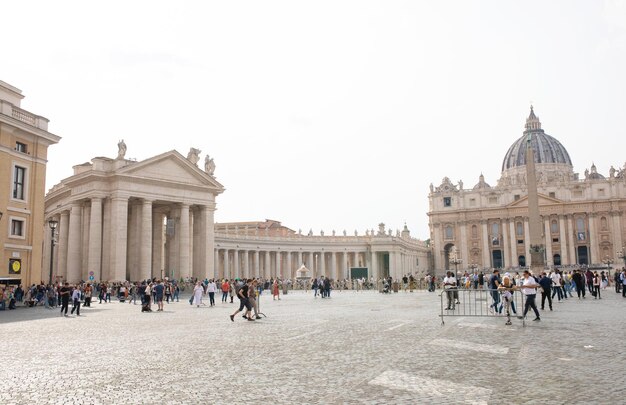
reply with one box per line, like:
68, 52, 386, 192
525, 120, 545, 273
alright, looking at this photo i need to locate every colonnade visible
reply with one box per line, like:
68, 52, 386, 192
213, 248, 422, 280
44, 195, 216, 283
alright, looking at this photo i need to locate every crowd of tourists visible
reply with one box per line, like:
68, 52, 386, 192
441, 266, 626, 324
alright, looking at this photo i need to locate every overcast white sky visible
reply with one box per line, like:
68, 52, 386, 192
3, 1, 626, 239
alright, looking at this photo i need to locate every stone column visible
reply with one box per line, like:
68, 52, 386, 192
567, 215, 576, 265
254, 250, 260, 277
140, 199, 153, 281
298, 251, 303, 267
523, 218, 531, 266
264, 251, 271, 279
152, 212, 164, 279
544, 217, 553, 266
178, 204, 190, 279
233, 249, 240, 278
508, 219, 518, 267
67, 203, 83, 283
206, 206, 216, 279
459, 222, 469, 269
110, 196, 128, 281
87, 197, 103, 282
432, 224, 443, 270
480, 220, 490, 268
310, 252, 316, 277
213, 249, 219, 279
331, 252, 337, 279
101, 201, 111, 280
243, 250, 249, 278
558, 215, 569, 265
127, 203, 140, 279
342, 251, 348, 279
320, 252, 326, 277
588, 214, 599, 265
224, 250, 230, 279
611, 212, 623, 255
371, 251, 378, 279
287, 252, 292, 278
501, 220, 510, 269
276, 251, 281, 278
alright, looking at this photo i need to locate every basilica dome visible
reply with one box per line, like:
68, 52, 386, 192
501, 107, 573, 173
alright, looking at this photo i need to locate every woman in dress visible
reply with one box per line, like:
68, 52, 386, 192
272, 279, 280, 300
193, 281, 204, 307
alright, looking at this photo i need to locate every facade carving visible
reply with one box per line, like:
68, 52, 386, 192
428, 108, 626, 274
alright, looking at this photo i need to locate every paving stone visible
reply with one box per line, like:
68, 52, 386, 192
0, 290, 624, 404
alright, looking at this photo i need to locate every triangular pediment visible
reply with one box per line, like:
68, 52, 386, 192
507, 193, 561, 208
118, 150, 224, 192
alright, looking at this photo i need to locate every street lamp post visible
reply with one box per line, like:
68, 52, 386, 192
48, 219, 58, 285
602, 255, 614, 286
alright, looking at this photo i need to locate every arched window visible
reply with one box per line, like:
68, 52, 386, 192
551, 220, 558, 234
445, 225, 453, 240
516, 222, 523, 236
491, 222, 499, 235
471, 225, 478, 239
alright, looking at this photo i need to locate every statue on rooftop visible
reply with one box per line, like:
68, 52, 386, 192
187, 147, 201, 166
117, 139, 127, 160
204, 155, 216, 176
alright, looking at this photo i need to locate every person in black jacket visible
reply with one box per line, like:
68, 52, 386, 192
538, 273, 553, 311
572, 270, 586, 299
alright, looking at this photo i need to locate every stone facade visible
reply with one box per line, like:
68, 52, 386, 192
215, 220, 430, 280
428, 108, 626, 274
44, 147, 224, 283
0, 81, 61, 285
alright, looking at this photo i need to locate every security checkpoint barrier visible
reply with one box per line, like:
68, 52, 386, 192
439, 288, 526, 327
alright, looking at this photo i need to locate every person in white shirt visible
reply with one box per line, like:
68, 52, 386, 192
442, 271, 457, 310
206, 279, 217, 306
70, 285, 81, 316
518, 270, 541, 322
550, 271, 563, 301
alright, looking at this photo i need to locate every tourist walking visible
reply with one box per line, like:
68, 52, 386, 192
592, 272, 601, 299
221, 279, 229, 303
70, 285, 81, 316
230, 279, 254, 322
59, 282, 71, 317
207, 279, 217, 306
143, 282, 152, 312
572, 269, 586, 298
498, 274, 516, 324
538, 272, 553, 311
518, 270, 541, 322
192, 282, 204, 307
489, 269, 501, 313
272, 279, 281, 300
155, 280, 165, 311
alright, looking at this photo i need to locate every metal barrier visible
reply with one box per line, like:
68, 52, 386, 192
439, 288, 526, 327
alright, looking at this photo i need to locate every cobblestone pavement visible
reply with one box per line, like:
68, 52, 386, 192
1, 288, 625, 404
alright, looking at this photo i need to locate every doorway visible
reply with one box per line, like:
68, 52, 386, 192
492, 250, 503, 268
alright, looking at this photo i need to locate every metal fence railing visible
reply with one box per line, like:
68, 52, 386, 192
439, 288, 526, 327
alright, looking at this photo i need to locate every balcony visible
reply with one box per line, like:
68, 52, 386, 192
0, 100, 49, 130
